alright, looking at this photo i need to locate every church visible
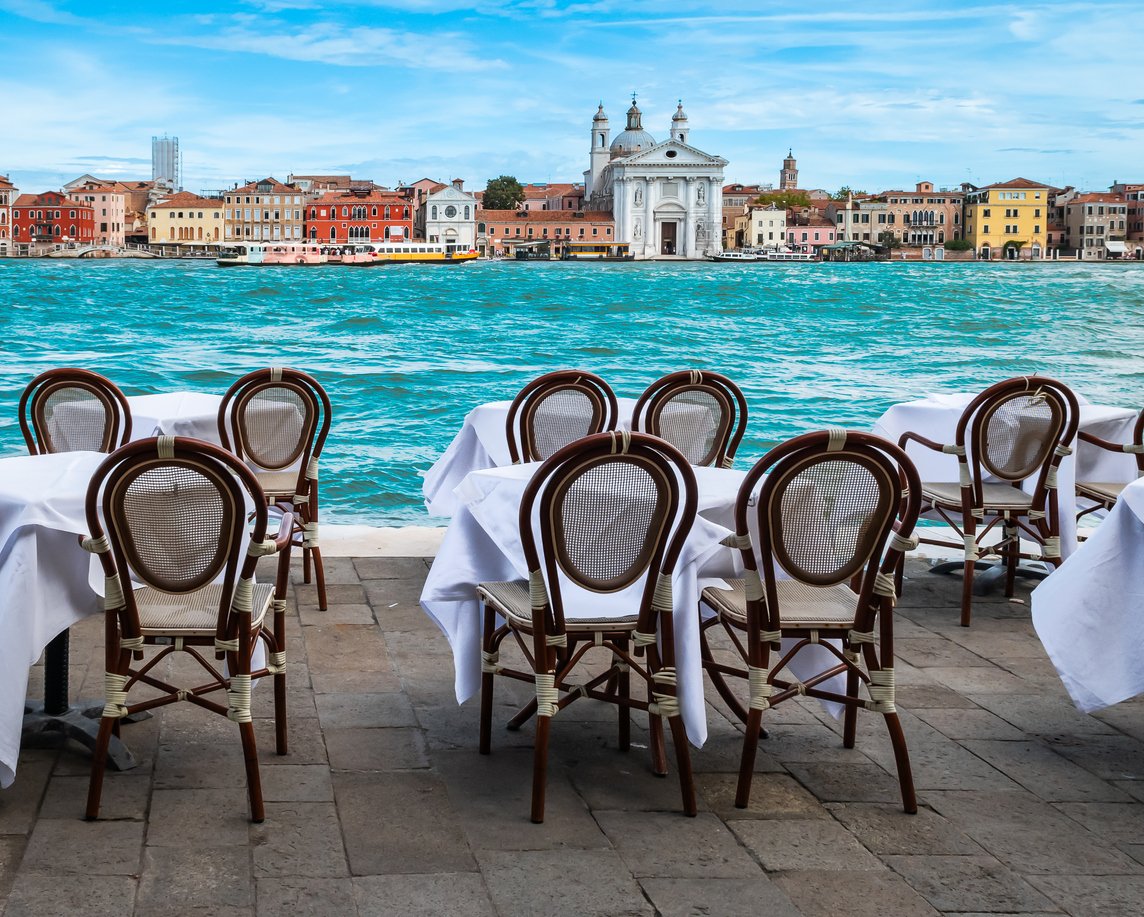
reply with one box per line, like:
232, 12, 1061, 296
584, 98, 728, 260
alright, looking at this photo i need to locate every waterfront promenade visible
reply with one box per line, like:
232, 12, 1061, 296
2, 552, 1143, 916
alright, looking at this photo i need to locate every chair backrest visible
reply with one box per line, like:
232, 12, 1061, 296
85, 437, 271, 640
631, 370, 748, 468
506, 370, 618, 464
519, 431, 697, 640
218, 367, 331, 493
19, 368, 132, 455
732, 430, 921, 632
956, 376, 1079, 503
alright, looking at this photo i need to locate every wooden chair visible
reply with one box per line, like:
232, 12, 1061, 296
1076, 409, 1144, 521
219, 367, 331, 610
505, 370, 618, 464
700, 429, 922, 813
478, 431, 698, 823
19, 367, 131, 454
898, 376, 1079, 626
632, 370, 748, 468
82, 437, 294, 823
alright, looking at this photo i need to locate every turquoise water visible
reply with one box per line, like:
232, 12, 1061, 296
2, 259, 1143, 524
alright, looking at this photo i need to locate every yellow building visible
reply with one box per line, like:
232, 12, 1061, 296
147, 192, 225, 248
963, 177, 1052, 260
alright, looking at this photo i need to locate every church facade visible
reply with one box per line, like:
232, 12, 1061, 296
584, 99, 727, 260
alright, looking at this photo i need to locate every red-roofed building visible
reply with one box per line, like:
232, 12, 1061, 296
1110, 182, 1144, 256
0, 174, 17, 254
11, 191, 94, 251
67, 183, 126, 247
224, 178, 305, 242
1063, 192, 1129, 259
786, 210, 838, 251
306, 188, 413, 243
477, 208, 615, 257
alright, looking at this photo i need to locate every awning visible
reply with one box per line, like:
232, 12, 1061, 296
1106, 240, 1127, 253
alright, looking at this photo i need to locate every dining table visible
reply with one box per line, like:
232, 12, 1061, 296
419, 461, 845, 747
872, 391, 1139, 559
1032, 475, 1144, 712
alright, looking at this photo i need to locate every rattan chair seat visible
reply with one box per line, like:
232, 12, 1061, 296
477, 580, 641, 632
701, 578, 858, 629
255, 469, 298, 499
135, 582, 274, 635
921, 481, 1033, 510
1076, 481, 1126, 504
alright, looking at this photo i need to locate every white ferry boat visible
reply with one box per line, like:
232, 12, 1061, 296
763, 250, 818, 262
708, 250, 761, 263
217, 241, 479, 267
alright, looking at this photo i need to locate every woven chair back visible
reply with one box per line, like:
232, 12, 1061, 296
521, 432, 697, 629
219, 368, 330, 483
959, 377, 1077, 488
507, 370, 618, 464
19, 368, 131, 455
734, 430, 921, 627
632, 370, 748, 467
88, 438, 270, 636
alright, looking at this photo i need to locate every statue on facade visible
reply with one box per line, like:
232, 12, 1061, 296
634, 218, 642, 239
697, 183, 706, 205
634, 185, 643, 206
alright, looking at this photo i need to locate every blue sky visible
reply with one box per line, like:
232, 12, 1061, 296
2, 1, 1142, 196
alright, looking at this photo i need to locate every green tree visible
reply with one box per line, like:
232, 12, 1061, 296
754, 190, 811, 209
878, 231, 901, 249
483, 175, 525, 210
945, 238, 974, 251
829, 186, 867, 201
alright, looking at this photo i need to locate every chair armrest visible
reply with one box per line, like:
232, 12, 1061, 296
273, 512, 296, 552
898, 430, 953, 453
1078, 430, 1138, 454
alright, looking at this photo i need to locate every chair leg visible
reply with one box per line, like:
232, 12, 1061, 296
960, 557, 976, 627
274, 612, 288, 756
668, 715, 697, 817
309, 545, 328, 611
239, 720, 265, 823
530, 715, 551, 824
618, 641, 631, 752
506, 699, 538, 731
735, 707, 766, 808
479, 607, 496, 755
884, 712, 917, 814
1004, 521, 1018, 597
843, 669, 859, 749
84, 713, 117, 820
648, 712, 668, 776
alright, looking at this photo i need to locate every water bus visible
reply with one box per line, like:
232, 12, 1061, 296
560, 242, 634, 261
217, 241, 478, 267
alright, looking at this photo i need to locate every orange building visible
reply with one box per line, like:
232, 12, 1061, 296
10, 191, 94, 249
306, 188, 413, 243
477, 209, 615, 256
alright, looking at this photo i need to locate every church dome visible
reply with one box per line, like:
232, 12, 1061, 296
610, 97, 655, 156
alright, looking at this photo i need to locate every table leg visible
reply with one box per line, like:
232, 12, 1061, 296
928, 559, 1050, 594
23, 630, 142, 772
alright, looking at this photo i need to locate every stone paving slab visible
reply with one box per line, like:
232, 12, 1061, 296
4, 557, 1144, 916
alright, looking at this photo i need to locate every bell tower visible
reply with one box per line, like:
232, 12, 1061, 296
671, 100, 689, 144
586, 102, 610, 200
780, 150, 798, 190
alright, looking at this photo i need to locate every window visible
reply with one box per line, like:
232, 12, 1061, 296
1034, 225, 1041, 234
983, 224, 990, 234
983, 209, 991, 217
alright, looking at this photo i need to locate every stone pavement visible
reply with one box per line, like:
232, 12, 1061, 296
3, 556, 1144, 916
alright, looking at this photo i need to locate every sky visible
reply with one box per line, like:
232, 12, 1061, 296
2, 0, 1143, 197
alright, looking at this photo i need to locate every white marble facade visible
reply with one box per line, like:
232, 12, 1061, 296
585, 100, 727, 259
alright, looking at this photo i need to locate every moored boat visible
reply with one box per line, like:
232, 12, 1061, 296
708, 250, 761, 263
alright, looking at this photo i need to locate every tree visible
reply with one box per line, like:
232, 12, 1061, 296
754, 190, 811, 209
945, 238, 973, 251
483, 175, 525, 211
878, 231, 901, 249
829, 186, 867, 201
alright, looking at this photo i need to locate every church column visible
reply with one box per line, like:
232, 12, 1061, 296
708, 180, 722, 255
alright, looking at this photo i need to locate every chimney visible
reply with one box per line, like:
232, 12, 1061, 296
452, 178, 464, 191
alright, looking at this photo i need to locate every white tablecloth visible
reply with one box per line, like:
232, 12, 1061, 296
1032, 476, 1144, 711
873, 393, 1138, 557
127, 392, 225, 444
422, 397, 640, 518
420, 463, 844, 746
0, 451, 106, 788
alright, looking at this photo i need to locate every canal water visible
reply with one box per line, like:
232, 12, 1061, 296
2, 258, 1142, 523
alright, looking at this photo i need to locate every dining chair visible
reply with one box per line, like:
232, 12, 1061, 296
477, 431, 698, 823
218, 367, 332, 610
631, 370, 748, 468
18, 367, 132, 454
505, 369, 618, 464
898, 376, 1079, 626
81, 436, 294, 823
1076, 408, 1144, 523
699, 429, 922, 813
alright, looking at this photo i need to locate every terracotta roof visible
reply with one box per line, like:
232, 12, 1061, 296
310, 189, 408, 205
290, 175, 352, 184
150, 191, 224, 209
1067, 193, 1126, 205
231, 177, 299, 193
977, 177, 1052, 191
14, 191, 92, 208
722, 184, 770, 195
479, 209, 613, 223
0, 175, 17, 190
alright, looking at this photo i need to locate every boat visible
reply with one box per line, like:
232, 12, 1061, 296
763, 250, 818, 262
560, 241, 634, 261
217, 241, 478, 267
708, 250, 761, 263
